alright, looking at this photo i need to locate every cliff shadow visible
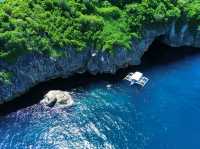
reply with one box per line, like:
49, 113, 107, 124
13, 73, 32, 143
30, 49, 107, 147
141, 38, 200, 68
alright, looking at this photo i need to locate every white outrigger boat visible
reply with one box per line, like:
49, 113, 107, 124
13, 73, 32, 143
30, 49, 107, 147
124, 71, 149, 87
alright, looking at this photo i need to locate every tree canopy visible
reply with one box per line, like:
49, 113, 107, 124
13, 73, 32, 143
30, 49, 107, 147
0, 0, 198, 63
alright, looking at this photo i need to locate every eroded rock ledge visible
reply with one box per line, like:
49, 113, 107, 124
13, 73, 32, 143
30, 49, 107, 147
1, 21, 200, 103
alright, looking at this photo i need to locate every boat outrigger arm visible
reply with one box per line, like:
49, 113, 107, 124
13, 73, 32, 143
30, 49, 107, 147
124, 72, 149, 87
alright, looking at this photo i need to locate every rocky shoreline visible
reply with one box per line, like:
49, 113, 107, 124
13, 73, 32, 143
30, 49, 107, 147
1, 21, 200, 103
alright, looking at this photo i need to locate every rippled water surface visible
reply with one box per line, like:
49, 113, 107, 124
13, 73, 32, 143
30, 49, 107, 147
1, 45, 200, 149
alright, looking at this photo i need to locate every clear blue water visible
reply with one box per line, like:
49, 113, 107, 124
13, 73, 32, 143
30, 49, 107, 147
1, 47, 200, 149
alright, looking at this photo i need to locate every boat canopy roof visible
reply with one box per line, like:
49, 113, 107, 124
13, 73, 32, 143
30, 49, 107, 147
131, 71, 143, 81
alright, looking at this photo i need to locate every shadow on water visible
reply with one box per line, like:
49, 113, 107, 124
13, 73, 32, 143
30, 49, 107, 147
1, 39, 200, 115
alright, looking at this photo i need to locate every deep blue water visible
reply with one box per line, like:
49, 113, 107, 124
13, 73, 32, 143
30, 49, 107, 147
1, 45, 200, 148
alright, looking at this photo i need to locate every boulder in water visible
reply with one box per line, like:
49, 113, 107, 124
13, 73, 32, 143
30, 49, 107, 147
41, 90, 74, 108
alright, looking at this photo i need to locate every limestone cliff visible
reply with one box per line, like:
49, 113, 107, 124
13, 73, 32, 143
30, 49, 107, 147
0, 22, 200, 103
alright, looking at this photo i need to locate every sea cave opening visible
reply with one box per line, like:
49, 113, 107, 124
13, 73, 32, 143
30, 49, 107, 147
141, 38, 200, 67
1, 39, 200, 115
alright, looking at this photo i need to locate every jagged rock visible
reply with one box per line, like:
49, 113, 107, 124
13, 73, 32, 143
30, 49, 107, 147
40, 90, 74, 108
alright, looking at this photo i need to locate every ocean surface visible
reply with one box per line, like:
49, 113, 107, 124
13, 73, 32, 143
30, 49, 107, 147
1, 43, 200, 149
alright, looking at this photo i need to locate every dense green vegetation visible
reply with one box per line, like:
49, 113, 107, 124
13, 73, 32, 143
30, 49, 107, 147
0, 0, 199, 64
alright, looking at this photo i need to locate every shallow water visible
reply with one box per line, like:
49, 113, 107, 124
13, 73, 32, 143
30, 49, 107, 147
1, 45, 200, 149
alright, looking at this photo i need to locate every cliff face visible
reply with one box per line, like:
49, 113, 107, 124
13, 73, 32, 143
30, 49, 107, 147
162, 22, 200, 48
1, 22, 200, 103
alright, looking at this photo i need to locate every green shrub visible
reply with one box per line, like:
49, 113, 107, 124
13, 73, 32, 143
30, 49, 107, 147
77, 15, 104, 32
0, 71, 13, 84
97, 6, 121, 19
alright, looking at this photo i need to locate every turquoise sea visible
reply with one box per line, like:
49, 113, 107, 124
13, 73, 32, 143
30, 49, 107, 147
1, 41, 200, 149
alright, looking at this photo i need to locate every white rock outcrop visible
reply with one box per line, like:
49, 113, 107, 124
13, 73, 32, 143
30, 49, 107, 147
40, 90, 74, 108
